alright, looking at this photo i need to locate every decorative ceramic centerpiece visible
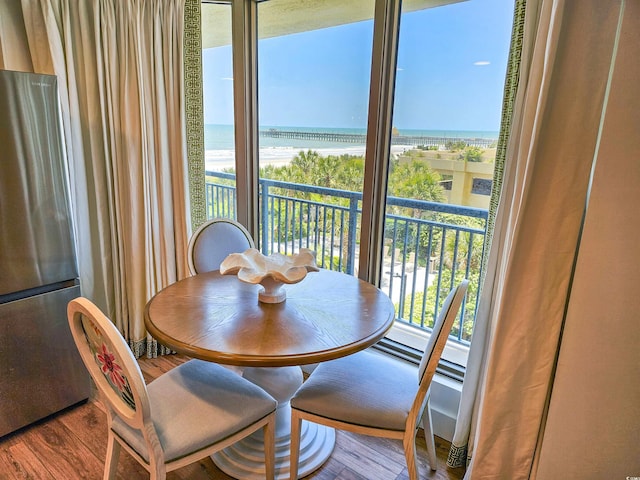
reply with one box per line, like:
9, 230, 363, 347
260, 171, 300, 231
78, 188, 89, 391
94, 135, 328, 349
220, 248, 319, 303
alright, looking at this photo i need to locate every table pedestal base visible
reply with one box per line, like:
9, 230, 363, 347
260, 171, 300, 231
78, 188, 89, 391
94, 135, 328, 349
212, 420, 335, 479
212, 366, 336, 479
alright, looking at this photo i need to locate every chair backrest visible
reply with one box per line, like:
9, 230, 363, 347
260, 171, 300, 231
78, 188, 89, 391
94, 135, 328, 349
187, 218, 255, 275
67, 297, 152, 432
417, 279, 469, 389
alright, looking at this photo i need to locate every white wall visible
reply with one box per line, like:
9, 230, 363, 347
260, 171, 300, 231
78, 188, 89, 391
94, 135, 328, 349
536, 3, 640, 478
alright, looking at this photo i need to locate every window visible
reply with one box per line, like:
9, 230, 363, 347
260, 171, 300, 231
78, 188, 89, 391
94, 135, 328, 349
202, 2, 236, 218
382, 0, 512, 365
200, 0, 513, 368
472, 178, 493, 196
256, 0, 374, 264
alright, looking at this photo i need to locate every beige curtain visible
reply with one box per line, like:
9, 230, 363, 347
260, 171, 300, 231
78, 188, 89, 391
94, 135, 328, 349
449, 0, 624, 477
447, 0, 526, 468
1, 0, 190, 357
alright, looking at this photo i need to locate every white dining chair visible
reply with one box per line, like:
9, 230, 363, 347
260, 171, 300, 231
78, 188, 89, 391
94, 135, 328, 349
289, 279, 469, 480
187, 218, 255, 275
67, 297, 277, 480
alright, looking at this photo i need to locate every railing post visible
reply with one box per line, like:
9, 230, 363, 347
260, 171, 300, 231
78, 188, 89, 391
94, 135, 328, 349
260, 178, 269, 254
346, 194, 358, 275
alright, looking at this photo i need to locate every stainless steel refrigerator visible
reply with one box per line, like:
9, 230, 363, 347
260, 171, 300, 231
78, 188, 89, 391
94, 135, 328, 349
0, 70, 90, 437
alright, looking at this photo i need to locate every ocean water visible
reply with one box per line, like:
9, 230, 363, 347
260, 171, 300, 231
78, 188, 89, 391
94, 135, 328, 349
204, 124, 499, 171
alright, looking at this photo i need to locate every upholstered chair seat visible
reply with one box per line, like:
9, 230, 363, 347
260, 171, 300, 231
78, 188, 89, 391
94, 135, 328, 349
289, 280, 469, 480
111, 359, 276, 464
292, 349, 419, 432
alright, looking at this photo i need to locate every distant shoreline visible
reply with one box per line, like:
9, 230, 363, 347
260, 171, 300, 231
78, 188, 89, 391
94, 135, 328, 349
203, 124, 499, 171
205, 123, 500, 139
205, 145, 411, 171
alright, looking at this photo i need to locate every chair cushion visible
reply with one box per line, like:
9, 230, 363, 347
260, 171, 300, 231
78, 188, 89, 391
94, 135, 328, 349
111, 359, 276, 463
291, 350, 418, 431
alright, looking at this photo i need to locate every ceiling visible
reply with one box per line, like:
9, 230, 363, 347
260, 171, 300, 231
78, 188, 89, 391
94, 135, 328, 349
202, 0, 463, 49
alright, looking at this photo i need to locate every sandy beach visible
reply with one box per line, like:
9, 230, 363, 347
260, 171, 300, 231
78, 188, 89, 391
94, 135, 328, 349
205, 144, 411, 171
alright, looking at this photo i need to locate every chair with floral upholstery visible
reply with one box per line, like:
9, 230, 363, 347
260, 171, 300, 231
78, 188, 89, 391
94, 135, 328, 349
187, 218, 255, 275
289, 280, 469, 480
67, 297, 277, 480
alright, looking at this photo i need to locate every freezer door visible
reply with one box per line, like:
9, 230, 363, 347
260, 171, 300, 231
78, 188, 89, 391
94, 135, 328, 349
0, 285, 90, 437
0, 70, 78, 296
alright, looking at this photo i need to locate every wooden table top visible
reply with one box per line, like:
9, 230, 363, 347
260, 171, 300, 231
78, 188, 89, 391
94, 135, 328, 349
144, 269, 395, 367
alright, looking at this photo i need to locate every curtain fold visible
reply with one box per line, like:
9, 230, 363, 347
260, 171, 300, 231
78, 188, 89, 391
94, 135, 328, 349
448, 0, 624, 477
10, 0, 190, 357
447, 0, 526, 468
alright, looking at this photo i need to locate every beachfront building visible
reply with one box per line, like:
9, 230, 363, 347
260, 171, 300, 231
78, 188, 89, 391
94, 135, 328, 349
397, 148, 495, 209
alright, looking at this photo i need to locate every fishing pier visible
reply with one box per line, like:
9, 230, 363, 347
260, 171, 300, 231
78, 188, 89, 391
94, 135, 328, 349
260, 129, 496, 148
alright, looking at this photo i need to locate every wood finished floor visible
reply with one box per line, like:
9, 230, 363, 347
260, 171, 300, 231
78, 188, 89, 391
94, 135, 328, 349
0, 354, 466, 480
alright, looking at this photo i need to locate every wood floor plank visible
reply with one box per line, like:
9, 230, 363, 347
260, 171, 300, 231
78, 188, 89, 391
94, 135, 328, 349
19, 418, 105, 479
326, 431, 405, 480
167, 458, 221, 480
304, 454, 346, 479
54, 402, 150, 479
0, 439, 55, 480
55, 402, 107, 458
333, 468, 369, 480
344, 432, 409, 467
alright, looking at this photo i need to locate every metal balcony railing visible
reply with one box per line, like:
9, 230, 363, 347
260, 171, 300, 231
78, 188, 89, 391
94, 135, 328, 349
205, 171, 487, 345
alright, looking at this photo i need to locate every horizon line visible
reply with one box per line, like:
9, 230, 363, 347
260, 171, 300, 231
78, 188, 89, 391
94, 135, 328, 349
204, 123, 500, 134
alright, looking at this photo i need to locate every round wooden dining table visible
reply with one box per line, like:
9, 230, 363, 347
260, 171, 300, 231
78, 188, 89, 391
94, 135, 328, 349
144, 268, 395, 480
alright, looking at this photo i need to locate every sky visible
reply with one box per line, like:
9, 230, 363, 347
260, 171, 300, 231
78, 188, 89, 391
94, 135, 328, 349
202, 0, 514, 132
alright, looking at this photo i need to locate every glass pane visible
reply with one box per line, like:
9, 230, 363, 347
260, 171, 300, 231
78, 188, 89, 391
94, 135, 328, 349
383, 0, 513, 364
202, 3, 237, 220
256, 0, 375, 273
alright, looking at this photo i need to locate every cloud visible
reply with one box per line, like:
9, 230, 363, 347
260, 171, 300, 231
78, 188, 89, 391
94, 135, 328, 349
473, 61, 490, 66
222, 77, 234, 81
